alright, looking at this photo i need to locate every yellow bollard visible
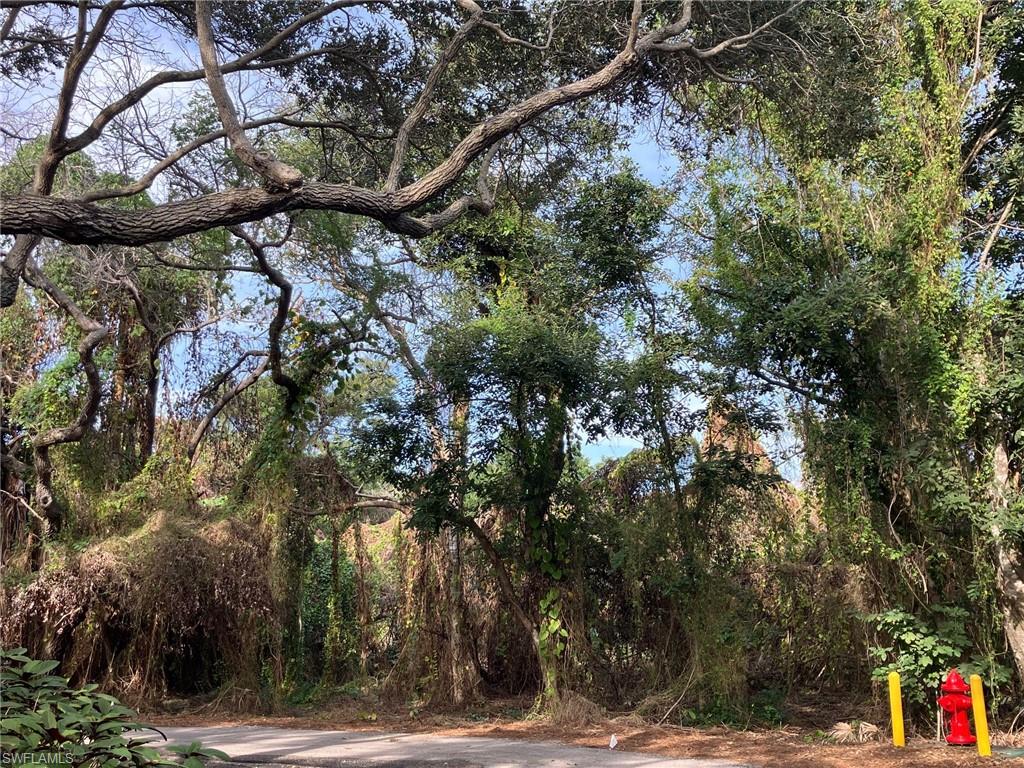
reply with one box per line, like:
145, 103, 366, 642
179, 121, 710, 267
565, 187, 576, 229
969, 674, 992, 757
888, 671, 905, 748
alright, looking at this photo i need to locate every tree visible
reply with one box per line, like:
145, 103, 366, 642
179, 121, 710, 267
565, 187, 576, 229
2, 0, 813, 292
686, 0, 1024, 687
344, 166, 670, 701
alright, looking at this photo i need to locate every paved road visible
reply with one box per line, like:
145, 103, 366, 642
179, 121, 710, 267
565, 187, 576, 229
156, 725, 751, 768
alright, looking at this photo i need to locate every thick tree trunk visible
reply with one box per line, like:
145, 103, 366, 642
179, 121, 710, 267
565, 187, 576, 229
992, 440, 1024, 680
29, 444, 61, 569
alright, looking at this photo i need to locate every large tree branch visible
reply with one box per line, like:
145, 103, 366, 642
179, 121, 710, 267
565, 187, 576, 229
194, 0, 303, 191
1, 235, 41, 307
385, 8, 483, 191
2, 179, 497, 243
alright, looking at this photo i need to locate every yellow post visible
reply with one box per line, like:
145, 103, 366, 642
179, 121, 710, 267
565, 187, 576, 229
969, 674, 992, 757
888, 671, 905, 748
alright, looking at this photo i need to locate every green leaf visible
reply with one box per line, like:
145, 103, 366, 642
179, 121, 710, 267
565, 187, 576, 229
24, 659, 61, 675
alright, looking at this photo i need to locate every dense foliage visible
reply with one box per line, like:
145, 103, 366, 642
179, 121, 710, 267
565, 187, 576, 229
1, 0, 1022, 738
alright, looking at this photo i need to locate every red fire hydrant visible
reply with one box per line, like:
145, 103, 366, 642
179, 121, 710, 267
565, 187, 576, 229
937, 668, 976, 745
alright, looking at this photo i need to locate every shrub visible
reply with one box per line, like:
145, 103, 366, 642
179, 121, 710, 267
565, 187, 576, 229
867, 606, 969, 705
0, 648, 227, 767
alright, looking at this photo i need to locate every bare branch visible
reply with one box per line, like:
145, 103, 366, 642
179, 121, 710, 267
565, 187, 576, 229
144, 245, 260, 273
751, 367, 838, 408
188, 353, 270, 463
979, 193, 1017, 272
350, 498, 407, 511
230, 224, 301, 409
480, 13, 554, 51
156, 315, 225, 350
195, 0, 303, 191
3, 179, 498, 243
80, 112, 298, 203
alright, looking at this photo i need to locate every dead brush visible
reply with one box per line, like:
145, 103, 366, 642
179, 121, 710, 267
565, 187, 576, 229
1, 514, 274, 704
610, 712, 648, 728
547, 690, 605, 727
828, 720, 880, 743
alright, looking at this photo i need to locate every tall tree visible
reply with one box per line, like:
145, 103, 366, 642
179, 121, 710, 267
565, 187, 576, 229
687, 0, 1024, 684
347, 167, 670, 700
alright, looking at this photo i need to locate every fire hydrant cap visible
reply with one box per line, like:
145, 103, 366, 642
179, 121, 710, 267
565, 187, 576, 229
941, 668, 970, 694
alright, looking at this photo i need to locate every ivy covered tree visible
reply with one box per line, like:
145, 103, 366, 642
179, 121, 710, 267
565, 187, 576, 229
687, 0, 1024, 688
344, 167, 670, 701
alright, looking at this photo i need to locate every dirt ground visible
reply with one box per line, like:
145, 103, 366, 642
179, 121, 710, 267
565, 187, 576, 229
146, 697, 1024, 768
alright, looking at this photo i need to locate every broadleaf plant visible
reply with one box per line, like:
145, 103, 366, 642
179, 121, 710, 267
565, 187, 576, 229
0, 648, 228, 766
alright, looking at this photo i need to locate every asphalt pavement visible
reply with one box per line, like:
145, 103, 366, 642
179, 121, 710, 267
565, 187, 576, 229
155, 725, 752, 768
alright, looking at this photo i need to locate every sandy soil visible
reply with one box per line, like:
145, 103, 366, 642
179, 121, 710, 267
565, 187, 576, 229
146, 698, 1023, 768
